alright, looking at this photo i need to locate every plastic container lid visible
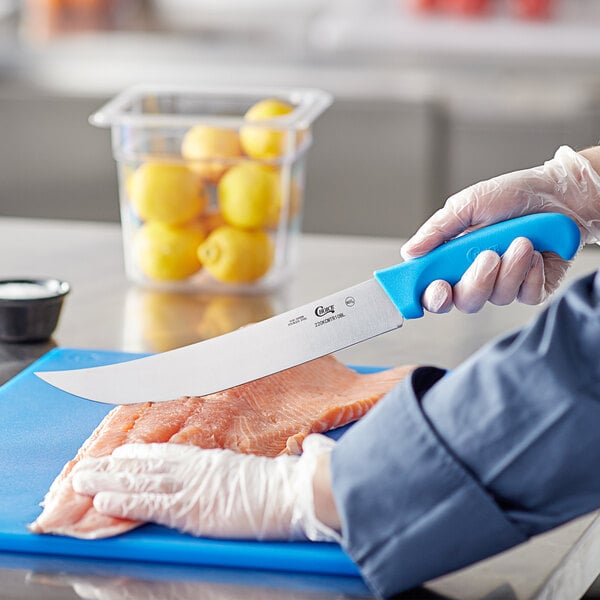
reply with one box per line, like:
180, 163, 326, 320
89, 85, 333, 131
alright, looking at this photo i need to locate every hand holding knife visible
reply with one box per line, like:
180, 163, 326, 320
36, 213, 580, 405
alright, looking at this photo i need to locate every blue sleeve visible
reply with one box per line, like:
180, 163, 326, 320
331, 270, 600, 598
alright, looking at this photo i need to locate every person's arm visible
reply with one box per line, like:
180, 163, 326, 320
329, 270, 600, 597
401, 145, 600, 314
580, 145, 600, 169
421, 269, 600, 536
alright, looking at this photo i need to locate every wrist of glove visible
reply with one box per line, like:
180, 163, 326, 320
537, 146, 600, 245
72, 434, 340, 543
400, 145, 600, 314
404, 145, 600, 252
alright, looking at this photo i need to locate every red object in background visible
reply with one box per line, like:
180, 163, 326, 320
409, 0, 490, 17
511, 0, 552, 20
439, 0, 490, 16
409, 0, 551, 20
411, 0, 440, 12
22, 0, 135, 42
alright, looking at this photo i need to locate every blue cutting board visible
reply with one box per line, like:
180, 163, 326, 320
0, 347, 368, 577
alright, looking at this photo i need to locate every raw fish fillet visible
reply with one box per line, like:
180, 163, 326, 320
29, 355, 414, 539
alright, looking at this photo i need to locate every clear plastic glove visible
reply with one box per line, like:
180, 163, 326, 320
72, 434, 339, 542
401, 146, 600, 314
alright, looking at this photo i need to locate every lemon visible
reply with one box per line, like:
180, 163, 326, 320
239, 98, 297, 160
181, 125, 243, 183
130, 163, 207, 226
265, 175, 303, 229
198, 226, 273, 284
218, 162, 280, 229
134, 221, 205, 281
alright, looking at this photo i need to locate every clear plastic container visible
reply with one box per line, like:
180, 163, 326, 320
90, 85, 332, 293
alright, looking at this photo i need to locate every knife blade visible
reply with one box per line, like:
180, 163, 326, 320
36, 213, 580, 405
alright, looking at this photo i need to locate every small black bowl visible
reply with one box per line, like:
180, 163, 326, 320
0, 279, 70, 343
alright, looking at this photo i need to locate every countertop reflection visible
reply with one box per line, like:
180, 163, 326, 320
1, 553, 375, 600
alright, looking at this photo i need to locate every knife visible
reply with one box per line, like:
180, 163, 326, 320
36, 213, 580, 405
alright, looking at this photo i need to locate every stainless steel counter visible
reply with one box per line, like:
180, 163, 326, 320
0, 217, 599, 599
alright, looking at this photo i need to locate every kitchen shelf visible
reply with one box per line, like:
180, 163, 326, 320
309, 9, 600, 67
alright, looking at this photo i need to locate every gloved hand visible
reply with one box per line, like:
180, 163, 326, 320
401, 146, 600, 313
71, 434, 340, 542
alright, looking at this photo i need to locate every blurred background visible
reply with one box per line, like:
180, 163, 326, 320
1, 0, 600, 238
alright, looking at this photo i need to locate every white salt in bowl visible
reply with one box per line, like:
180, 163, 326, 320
0, 279, 70, 342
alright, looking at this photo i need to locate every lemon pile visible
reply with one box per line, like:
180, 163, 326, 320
129, 164, 207, 281
127, 98, 301, 285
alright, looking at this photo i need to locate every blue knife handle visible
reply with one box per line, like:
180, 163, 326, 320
374, 213, 581, 320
